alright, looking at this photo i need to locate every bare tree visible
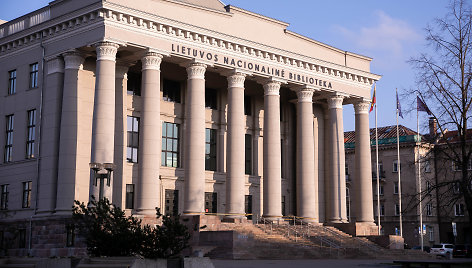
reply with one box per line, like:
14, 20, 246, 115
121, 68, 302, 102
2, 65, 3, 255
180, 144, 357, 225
409, 0, 472, 242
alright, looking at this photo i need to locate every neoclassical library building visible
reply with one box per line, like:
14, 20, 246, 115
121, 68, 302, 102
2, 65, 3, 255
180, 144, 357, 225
0, 0, 381, 255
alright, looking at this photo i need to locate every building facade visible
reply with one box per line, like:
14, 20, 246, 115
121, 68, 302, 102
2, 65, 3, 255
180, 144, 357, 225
345, 122, 471, 248
0, 0, 380, 256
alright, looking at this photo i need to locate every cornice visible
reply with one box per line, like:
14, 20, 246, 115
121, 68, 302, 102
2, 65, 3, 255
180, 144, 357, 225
0, 3, 381, 88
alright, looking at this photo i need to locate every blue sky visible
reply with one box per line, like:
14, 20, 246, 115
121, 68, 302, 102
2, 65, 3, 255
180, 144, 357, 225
0, 0, 449, 132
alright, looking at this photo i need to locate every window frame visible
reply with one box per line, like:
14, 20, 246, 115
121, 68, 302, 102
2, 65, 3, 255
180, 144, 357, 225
395, 204, 400, 216
393, 160, 401, 173
126, 116, 139, 163
0, 184, 8, 210
22, 181, 32, 208
205, 128, 217, 171
426, 202, 433, 216
125, 184, 135, 209
161, 122, 180, 168
29, 63, 39, 89
4, 114, 14, 163
26, 109, 36, 159
8, 70, 16, 95
394, 182, 399, 195
455, 203, 465, 216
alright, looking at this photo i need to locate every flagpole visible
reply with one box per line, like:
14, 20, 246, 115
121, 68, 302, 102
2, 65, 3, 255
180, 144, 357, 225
396, 88, 403, 237
375, 85, 381, 235
417, 93, 424, 251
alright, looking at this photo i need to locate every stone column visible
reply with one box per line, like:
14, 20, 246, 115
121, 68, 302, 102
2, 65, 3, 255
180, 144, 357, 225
135, 52, 163, 215
55, 51, 84, 214
36, 57, 64, 215
296, 88, 318, 223
183, 63, 207, 215
327, 95, 347, 223
89, 41, 119, 201
262, 80, 282, 221
354, 101, 375, 224
225, 72, 246, 220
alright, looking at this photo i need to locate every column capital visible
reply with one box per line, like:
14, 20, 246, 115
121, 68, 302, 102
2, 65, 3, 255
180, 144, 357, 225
227, 72, 246, 88
263, 80, 281, 96
327, 95, 344, 109
141, 52, 163, 71
94, 41, 120, 62
186, 63, 206, 80
297, 88, 314, 103
63, 51, 84, 70
46, 57, 64, 75
354, 100, 371, 114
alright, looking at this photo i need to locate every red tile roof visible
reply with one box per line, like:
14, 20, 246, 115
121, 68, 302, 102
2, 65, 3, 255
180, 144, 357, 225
344, 125, 418, 143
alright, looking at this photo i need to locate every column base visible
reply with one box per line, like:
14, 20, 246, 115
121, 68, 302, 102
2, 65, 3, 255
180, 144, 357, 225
133, 208, 158, 216
261, 215, 284, 224
222, 216, 248, 224
299, 217, 320, 224
327, 222, 379, 236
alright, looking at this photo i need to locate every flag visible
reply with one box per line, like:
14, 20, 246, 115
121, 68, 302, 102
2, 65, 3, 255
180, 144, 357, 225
369, 84, 376, 113
396, 90, 403, 119
417, 96, 432, 115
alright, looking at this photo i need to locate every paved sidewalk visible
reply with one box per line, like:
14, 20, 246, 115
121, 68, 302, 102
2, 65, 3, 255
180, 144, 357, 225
212, 259, 399, 268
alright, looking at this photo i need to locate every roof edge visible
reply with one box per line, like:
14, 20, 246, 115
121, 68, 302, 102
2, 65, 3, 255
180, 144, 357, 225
224, 5, 289, 27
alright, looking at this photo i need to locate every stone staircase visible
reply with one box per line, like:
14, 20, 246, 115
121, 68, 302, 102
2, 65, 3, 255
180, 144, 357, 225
199, 220, 434, 260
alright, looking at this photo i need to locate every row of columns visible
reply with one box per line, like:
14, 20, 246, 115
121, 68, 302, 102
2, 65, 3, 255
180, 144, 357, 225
40, 40, 374, 225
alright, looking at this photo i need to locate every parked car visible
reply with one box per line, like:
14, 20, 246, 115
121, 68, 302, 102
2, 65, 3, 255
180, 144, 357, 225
412, 245, 431, 253
453, 244, 472, 258
430, 244, 454, 259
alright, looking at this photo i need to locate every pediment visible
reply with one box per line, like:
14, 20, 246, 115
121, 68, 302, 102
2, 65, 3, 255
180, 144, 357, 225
171, 0, 226, 11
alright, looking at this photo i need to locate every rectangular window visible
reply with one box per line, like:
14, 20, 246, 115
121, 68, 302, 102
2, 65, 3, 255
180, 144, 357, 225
18, 229, 26, 248
4, 114, 14, 163
205, 88, 217, 109
379, 185, 384, 196
426, 202, 433, 216
22, 181, 32, 208
380, 204, 385, 216
26, 109, 36, 159
0, 185, 8, 210
165, 189, 179, 217
127, 72, 141, 96
452, 159, 472, 171
8, 70, 16, 95
126, 116, 139, 163
455, 203, 465, 216
393, 160, 401, 173
162, 122, 180, 168
205, 128, 217, 171
245, 195, 252, 220
424, 160, 431, 173
125, 184, 135, 209
345, 165, 349, 181
244, 95, 252, 116
453, 182, 460, 194
66, 225, 75, 247
29, 63, 38, 89
395, 204, 400, 216
394, 182, 399, 194
281, 195, 286, 216
204, 192, 217, 214
163, 79, 181, 103
426, 181, 432, 194
245, 134, 252, 175
429, 227, 434, 242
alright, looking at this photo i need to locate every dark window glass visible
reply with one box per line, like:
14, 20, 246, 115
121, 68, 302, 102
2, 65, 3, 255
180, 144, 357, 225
245, 195, 252, 220
205, 192, 217, 214
281, 195, 286, 216
127, 72, 141, 96
163, 79, 181, 103
205, 88, 217, 109
162, 122, 180, 167
125, 184, 135, 209
66, 225, 75, 247
0, 185, 8, 210
26, 109, 36, 159
22, 181, 32, 208
8, 70, 16, 95
165, 189, 179, 217
18, 229, 26, 248
205, 128, 217, 171
245, 134, 252, 175
127, 116, 139, 163
4, 115, 14, 163
30, 63, 39, 89
244, 95, 252, 116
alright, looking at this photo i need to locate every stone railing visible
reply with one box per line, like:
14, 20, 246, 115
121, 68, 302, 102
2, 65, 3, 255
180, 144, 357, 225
0, 7, 50, 38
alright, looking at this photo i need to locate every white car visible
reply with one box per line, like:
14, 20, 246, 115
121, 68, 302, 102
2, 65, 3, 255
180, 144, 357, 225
430, 244, 454, 258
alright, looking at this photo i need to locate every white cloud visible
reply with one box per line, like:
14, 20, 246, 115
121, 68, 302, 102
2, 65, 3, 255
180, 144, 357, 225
335, 10, 421, 68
